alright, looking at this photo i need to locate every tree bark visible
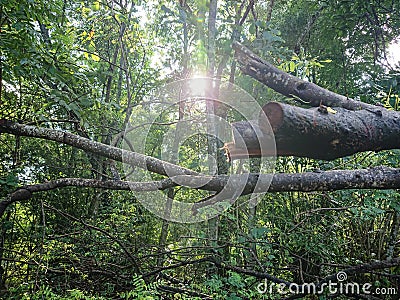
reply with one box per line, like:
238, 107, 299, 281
178, 166, 400, 195
3, 166, 399, 217
0, 121, 198, 177
227, 101, 400, 160
232, 41, 378, 111
266, 0, 275, 22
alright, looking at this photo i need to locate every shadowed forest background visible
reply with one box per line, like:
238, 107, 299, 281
0, 0, 400, 299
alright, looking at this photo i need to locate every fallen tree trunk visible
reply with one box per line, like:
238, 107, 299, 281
2, 166, 399, 218
226, 101, 400, 160
232, 41, 378, 111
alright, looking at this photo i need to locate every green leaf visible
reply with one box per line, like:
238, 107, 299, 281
93, 1, 100, 10
5, 174, 18, 187
289, 61, 296, 72
91, 53, 100, 61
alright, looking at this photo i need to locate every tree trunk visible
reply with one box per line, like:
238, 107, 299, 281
206, 0, 220, 273
226, 101, 400, 160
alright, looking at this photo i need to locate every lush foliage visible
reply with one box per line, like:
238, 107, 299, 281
1, 0, 399, 299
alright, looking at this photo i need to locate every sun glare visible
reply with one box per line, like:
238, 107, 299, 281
188, 76, 209, 97
388, 39, 400, 68
186, 75, 210, 112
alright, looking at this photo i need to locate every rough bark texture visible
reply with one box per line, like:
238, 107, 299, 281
227, 101, 400, 160
232, 41, 378, 111
177, 166, 400, 194
0, 178, 176, 217
0, 121, 198, 177
2, 167, 399, 217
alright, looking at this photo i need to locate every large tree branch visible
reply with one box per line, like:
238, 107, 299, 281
229, 43, 400, 160
2, 166, 399, 217
226, 101, 400, 160
0, 178, 177, 217
180, 166, 400, 194
232, 41, 379, 111
0, 121, 198, 177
